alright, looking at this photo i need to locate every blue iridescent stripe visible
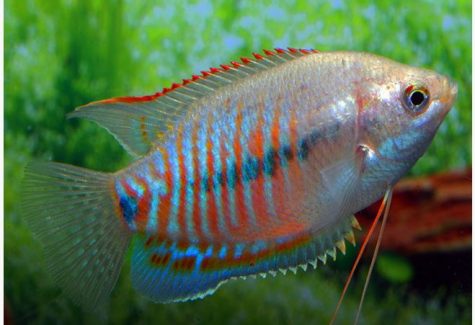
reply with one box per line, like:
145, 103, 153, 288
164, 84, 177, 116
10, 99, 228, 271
115, 180, 137, 231
278, 101, 291, 191
197, 118, 211, 239
262, 103, 277, 218
240, 111, 257, 227
210, 118, 227, 236
126, 175, 144, 197
223, 110, 238, 226
147, 154, 170, 233
183, 128, 197, 240
167, 139, 181, 237
152, 150, 166, 174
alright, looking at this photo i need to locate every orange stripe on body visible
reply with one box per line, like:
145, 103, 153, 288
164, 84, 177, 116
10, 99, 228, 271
217, 107, 237, 236
256, 102, 271, 227
229, 102, 278, 240
191, 126, 204, 241
247, 122, 265, 160
288, 108, 304, 189
205, 114, 222, 240
157, 149, 173, 238
233, 106, 249, 234
250, 174, 267, 228
206, 189, 220, 240
269, 106, 287, 220
136, 177, 151, 231
175, 130, 188, 242
257, 103, 274, 229
219, 125, 233, 236
234, 184, 249, 233
148, 160, 165, 234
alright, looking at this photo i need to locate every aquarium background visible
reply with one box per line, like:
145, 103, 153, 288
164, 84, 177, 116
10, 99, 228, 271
5, 0, 471, 324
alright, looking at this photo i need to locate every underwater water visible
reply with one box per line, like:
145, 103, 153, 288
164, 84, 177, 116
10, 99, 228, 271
5, 0, 471, 324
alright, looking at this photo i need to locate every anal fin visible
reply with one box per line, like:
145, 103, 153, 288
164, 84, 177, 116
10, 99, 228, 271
131, 215, 358, 303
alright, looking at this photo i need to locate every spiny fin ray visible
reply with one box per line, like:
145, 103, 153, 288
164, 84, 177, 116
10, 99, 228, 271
131, 213, 356, 303
68, 48, 318, 157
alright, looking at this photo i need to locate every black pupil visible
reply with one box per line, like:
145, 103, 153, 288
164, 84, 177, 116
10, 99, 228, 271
410, 90, 425, 106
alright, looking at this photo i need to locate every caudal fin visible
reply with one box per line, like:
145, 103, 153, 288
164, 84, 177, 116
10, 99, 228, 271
21, 162, 132, 311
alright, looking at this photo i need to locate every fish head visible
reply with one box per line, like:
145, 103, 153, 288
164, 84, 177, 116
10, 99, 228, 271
356, 55, 457, 185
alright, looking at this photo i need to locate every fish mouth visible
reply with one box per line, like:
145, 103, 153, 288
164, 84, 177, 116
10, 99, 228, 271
439, 77, 458, 114
450, 79, 458, 98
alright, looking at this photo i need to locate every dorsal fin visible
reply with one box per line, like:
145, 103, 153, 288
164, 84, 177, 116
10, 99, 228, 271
68, 48, 319, 157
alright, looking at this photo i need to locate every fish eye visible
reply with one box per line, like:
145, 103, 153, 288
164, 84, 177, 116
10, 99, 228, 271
403, 85, 430, 114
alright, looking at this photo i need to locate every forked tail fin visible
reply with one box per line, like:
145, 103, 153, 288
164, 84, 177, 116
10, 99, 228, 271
21, 162, 132, 311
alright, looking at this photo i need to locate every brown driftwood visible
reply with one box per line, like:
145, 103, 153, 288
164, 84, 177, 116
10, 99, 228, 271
355, 169, 471, 254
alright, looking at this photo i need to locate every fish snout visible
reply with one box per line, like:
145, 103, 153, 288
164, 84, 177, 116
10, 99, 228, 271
438, 76, 457, 115
449, 78, 458, 98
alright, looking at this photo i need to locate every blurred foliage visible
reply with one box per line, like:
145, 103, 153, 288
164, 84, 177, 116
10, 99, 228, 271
5, 0, 471, 324
376, 253, 413, 284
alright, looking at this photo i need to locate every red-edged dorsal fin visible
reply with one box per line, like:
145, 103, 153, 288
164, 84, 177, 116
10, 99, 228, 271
68, 48, 318, 157
253, 52, 264, 59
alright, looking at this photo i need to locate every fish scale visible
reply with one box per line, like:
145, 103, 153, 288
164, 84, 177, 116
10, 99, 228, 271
22, 48, 456, 309
116, 96, 311, 241
117, 64, 410, 253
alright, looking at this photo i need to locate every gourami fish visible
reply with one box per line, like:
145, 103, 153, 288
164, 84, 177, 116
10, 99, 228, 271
22, 48, 457, 311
